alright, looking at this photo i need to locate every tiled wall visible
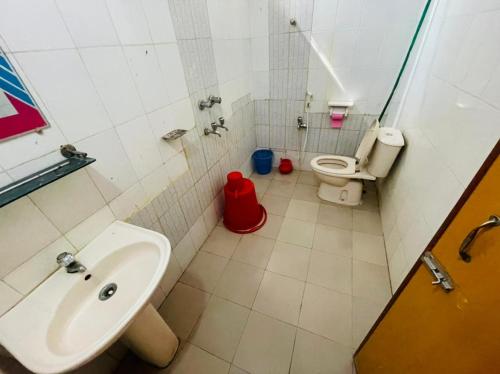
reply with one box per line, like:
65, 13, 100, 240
0, 0, 255, 333
255, 0, 426, 168
378, 0, 500, 289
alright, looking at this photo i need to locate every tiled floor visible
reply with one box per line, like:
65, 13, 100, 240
116, 170, 392, 374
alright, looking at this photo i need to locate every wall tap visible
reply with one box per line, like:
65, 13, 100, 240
297, 116, 307, 129
198, 99, 212, 110
214, 116, 228, 131
198, 95, 222, 110
204, 122, 221, 137
208, 95, 222, 105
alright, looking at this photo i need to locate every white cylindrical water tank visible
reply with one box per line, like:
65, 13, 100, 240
367, 127, 405, 178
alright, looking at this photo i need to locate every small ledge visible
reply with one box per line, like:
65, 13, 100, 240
0, 146, 95, 208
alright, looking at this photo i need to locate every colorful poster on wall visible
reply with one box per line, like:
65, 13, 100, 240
0, 49, 48, 142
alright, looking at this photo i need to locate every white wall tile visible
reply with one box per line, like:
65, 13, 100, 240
106, 0, 152, 44
56, 0, 119, 47
76, 128, 138, 202
251, 37, 270, 72
141, 164, 171, 200
109, 182, 147, 220
170, 98, 196, 131
0, 0, 74, 51
80, 47, 144, 125
65, 206, 116, 249
155, 44, 189, 102
0, 281, 22, 316
0, 197, 61, 278
116, 115, 163, 178
124, 45, 170, 112
312, 0, 338, 32
3, 237, 76, 295
141, 0, 176, 43
15, 50, 112, 143
29, 170, 106, 233
250, 0, 269, 38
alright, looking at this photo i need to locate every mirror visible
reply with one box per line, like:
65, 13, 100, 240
0, 49, 48, 141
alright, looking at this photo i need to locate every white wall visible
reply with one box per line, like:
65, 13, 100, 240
0, 0, 256, 353
308, 0, 426, 114
208, 0, 252, 117
378, 0, 500, 289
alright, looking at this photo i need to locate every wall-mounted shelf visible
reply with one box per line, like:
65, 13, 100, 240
0, 145, 95, 208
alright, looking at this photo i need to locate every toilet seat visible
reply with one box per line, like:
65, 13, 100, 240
311, 155, 356, 175
311, 155, 376, 180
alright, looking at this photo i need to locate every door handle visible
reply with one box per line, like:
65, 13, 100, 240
421, 252, 454, 292
459, 215, 500, 262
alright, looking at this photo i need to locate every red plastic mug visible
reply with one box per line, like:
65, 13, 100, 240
279, 158, 293, 174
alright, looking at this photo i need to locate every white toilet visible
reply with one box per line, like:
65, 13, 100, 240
310, 119, 404, 206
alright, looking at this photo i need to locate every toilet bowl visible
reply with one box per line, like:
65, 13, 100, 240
311, 120, 404, 206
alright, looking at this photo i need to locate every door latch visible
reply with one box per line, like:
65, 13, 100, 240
421, 251, 454, 292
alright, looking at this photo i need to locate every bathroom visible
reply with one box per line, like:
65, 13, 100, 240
0, 0, 499, 373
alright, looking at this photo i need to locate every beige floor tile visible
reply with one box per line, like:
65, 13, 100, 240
313, 224, 353, 257
354, 190, 379, 212
253, 271, 305, 325
352, 296, 385, 347
291, 329, 353, 374
180, 251, 228, 292
255, 213, 283, 239
169, 343, 230, 374
297, 171, 319, 186
267, 241, 310, 281
317, 204, 353, 230
352, 210, 382, 235
159, 283, 210, 340
285, 199, 319, 222
352, 231, 387, 265
190, 296, 250, 361
251, 168, 277, 180
233, 311, 296, 374
261, 193, 291, 216
278, 217, 315, 248
267, 180, 296, 197
229, 365, 249, 374
299, 283, 352, 346
201, 226, 242, 258
353, 260, 392, 304
273, 169, 299, 183
308, 250, 352, 294
292, 183, 321, 203
249, 177, 271, 194
232, 234, 275, 268
214, 260, 264, 307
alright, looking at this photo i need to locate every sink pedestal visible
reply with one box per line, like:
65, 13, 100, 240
121, 303, 178, 367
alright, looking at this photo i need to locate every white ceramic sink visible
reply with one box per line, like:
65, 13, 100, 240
0, 221, 172, 373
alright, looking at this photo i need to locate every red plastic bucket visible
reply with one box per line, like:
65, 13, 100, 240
223, 171, 267, 234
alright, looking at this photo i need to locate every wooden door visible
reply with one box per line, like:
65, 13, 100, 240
355, 144, 500, 373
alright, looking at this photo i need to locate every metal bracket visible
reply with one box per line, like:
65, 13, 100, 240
421, 251, 454, 292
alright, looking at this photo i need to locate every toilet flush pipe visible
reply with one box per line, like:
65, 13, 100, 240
390, 0, 439, 129
378, 0, 434, 124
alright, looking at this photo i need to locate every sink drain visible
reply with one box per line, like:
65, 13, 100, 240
99, 283, 118, 301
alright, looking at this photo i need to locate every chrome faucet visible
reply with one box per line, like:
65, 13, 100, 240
198, 95, 222, 110
213, 116, 228, 131
204, 122, 222, 137
57, 252, 87, 273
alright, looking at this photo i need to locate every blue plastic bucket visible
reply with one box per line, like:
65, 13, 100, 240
252, 149, 273, 175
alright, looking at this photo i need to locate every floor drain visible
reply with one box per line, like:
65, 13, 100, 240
99, 283, 118, 301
